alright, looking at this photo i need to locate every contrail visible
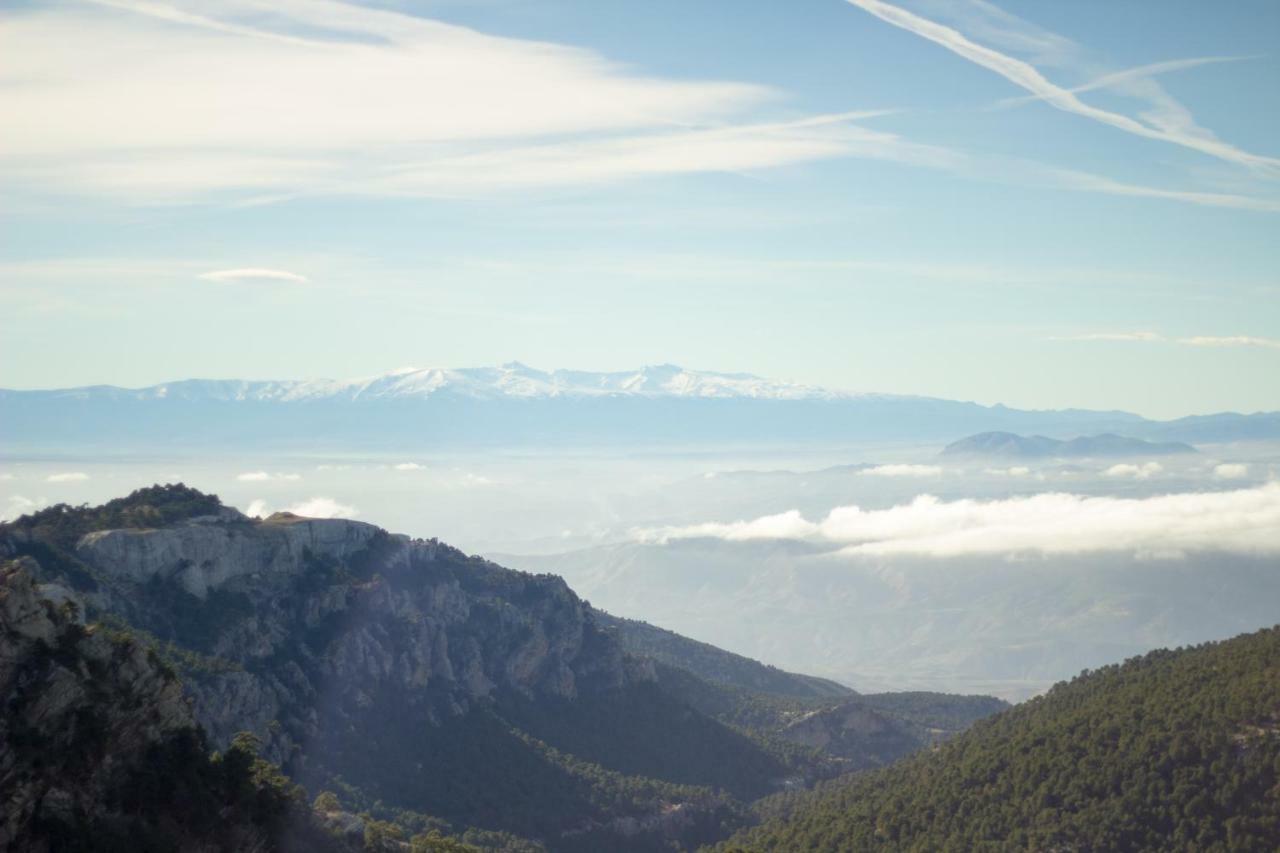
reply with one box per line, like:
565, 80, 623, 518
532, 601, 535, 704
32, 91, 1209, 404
844, 0, 1280, 175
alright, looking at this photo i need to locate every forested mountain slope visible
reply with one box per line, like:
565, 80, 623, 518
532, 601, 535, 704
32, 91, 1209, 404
717, 626, 1280, 852
593, 611, 852, 699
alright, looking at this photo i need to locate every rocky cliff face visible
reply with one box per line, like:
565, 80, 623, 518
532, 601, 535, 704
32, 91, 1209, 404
4, 500, 646, 833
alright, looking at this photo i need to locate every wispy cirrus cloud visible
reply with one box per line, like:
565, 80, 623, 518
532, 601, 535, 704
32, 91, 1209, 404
1181, 336, 1280, 351
1054, 332, 1280, 350
633, 484, 1280, 559
1054, 331, 1165, 343
995, 55, 1254, 109
0, 0, 907, 200
844, 0, 1280, 175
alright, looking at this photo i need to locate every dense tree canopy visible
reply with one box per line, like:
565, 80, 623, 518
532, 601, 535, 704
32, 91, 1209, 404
715, 626, 1280, 852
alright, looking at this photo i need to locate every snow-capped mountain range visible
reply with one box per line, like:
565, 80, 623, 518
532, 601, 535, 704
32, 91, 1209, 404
69, 363, 855, 403
4, 363, 1277, 452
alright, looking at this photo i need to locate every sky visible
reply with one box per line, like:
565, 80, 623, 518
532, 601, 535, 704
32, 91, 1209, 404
1, 0, 1278, 419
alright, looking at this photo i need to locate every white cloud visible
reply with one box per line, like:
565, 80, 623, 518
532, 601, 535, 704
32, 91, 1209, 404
844, 0, 1280, 174
236, 471, 301, 481
1103, 462, 1162, 480
1056, 332, 1280, 348
2, 1, 910, 199
242, 496, 357, 518
1213, 463, 1249, 480
393, 462, 426, 471
860, 464, 944, 477
0, 473, 15, 481
286, 497, 357, 518
1055, 331, 1164, 343
198, 268, 308, 284
3, 1, 1269, 214
46, 472, 90, 483
986, 466, 1032, 477
634, 510, 820, 544
1044, 170, 1280, 213
1180, 336, 1280, 351
636, 484, 1280, 558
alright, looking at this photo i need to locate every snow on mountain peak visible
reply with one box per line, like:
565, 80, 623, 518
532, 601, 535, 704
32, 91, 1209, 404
149, 364, 849, 403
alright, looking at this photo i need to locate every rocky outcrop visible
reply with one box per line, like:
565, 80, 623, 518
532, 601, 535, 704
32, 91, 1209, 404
76, 511, 388, 597
20, 510, 641, 799
778, 700, 922, 769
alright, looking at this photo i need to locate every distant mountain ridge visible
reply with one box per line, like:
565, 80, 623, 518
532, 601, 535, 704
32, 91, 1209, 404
4, 364, 1278, 450
942, 431, 1198, 458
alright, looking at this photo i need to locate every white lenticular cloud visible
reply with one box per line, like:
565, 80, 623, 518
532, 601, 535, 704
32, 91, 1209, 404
860, 464, 944, 478
46, 472, 89, 482
985, 466, 1032, 477
236, 471, 301, 482
1103, 462, 1162, 480
198, 268, 309, 284
635, 484, 1280, 558
394, 462, 426, 471
1213, 463, 1249, 480
287, 497, 358, 519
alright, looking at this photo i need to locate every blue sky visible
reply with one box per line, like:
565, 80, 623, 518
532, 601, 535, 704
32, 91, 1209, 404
1, 0, 1277, 418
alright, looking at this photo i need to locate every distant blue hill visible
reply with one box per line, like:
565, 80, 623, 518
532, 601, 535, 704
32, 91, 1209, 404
942, 431, 1198, 459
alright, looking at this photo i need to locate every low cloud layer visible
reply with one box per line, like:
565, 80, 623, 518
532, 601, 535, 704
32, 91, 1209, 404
634, 483, 1280, 558
236, 471, 302, 482
245, 496, 357, 519
1104, 462, 1162, 480
860, 464, 943, 478
46, 472, 89, 483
